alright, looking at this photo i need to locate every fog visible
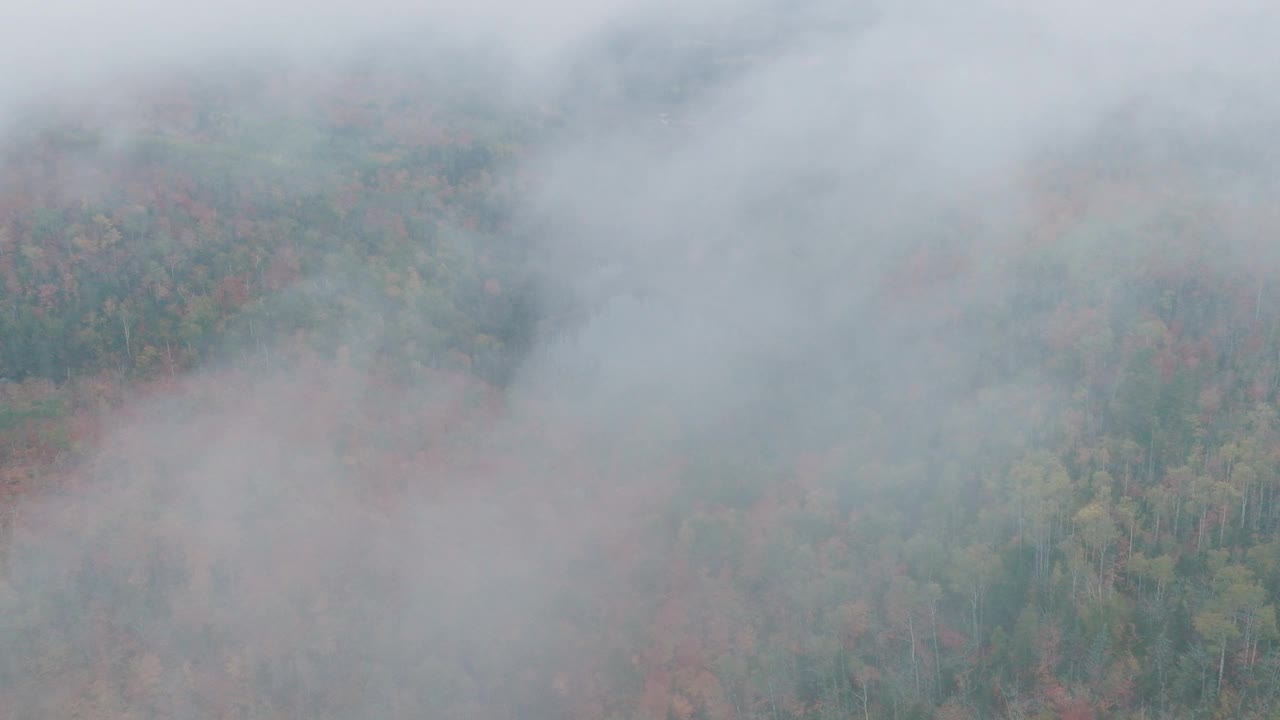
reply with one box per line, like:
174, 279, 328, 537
2, 0, 1280, 718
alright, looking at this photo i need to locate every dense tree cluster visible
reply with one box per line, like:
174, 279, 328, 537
3, 59, 1280, 720
0, 63, 538, 386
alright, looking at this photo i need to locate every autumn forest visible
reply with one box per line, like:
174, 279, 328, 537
3, 3, 1280, 720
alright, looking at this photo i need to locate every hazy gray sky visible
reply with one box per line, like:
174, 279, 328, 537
3, 0, 1274, 110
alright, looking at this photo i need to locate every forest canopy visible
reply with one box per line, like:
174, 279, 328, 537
3, 2, 1280, 720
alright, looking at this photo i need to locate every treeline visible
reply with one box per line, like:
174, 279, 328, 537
0, 63, 539, 386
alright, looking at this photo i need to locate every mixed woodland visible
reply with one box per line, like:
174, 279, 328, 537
3, 36, 1280, 720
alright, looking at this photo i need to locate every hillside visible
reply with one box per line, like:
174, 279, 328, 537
4, 6, 1280, 720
